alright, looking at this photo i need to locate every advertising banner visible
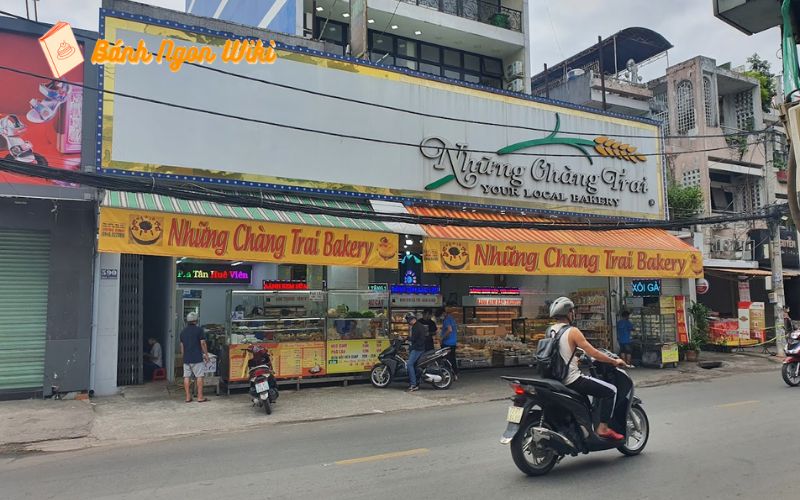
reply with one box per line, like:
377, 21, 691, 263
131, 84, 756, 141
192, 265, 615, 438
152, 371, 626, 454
0, 29, 84, 185
738, 302, 751, 340
675, 295, 688, 344
227, 341, 326, 381
327, 339, 390, 374
98, 12, 665, 220
749, 302, 765, 342
98, 207, 398, 269
423, 238, 703, 278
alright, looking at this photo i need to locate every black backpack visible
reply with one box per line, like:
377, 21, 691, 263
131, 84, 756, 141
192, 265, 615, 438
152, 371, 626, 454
536, 324, 575, 380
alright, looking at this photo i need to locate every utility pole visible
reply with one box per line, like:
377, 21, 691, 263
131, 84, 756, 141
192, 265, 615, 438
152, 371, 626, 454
764, 129, 788, 354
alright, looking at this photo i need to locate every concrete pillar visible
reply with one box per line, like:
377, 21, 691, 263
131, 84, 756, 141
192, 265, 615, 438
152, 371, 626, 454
91, 253, 121, 396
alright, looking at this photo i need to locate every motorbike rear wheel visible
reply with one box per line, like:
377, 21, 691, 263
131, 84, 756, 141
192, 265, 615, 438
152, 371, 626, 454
510, 421, 558, 476
618, 404, 649, 456
370, 364, 392, 388
431, 364, 454, 390
263, 398, 272, 415
782, 361, 800, 387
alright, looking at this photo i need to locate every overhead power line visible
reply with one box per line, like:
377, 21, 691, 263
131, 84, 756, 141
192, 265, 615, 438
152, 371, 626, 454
0, 64, 771, 160
0, 8, 777, 141
0, 158, 787, 231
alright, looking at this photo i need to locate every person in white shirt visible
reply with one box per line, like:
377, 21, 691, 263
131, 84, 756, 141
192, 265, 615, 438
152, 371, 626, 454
144, 337, 163, 381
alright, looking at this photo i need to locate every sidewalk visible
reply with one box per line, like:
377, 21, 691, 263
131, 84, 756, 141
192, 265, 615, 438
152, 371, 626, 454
0, 351, 782, 454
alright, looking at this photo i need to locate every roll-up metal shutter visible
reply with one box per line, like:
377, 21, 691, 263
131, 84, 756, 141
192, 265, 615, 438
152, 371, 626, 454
0, 230, 51, 392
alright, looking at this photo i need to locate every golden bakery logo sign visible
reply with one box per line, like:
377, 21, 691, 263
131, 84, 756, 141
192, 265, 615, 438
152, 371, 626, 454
421, 113, 653, 210
98, 208, 398, 269
90, 37, 278, 72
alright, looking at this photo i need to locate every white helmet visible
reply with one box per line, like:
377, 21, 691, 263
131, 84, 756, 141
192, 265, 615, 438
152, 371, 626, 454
549, 297, 575, 318
186, 312, 198, 323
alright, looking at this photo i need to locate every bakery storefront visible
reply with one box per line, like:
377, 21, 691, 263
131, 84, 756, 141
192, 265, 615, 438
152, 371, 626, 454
95, 191, 399, 391
412, 208, 703, 369
91, 8, 705, 391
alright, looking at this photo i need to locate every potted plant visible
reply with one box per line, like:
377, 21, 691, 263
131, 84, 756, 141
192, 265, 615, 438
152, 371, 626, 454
490, 12, 510, 29
688, 301, 711, 358
683, 339, 700, 362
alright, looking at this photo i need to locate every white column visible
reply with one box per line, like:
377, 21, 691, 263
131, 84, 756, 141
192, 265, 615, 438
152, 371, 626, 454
91, 253, 121, 396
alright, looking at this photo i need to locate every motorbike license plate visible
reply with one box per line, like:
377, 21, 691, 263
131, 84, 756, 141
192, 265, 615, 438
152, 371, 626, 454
507, 406, 524, 424
255, 381, 269, 393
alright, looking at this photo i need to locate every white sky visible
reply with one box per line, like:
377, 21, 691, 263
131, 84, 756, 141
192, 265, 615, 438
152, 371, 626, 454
4, 0, 786, 79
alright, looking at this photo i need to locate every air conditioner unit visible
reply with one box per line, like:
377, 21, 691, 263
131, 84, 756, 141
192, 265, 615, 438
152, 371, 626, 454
505, 78, 525, 93
505, 61, 524, 80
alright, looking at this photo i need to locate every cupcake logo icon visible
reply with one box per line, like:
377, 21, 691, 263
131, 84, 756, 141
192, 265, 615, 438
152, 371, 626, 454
57, 41, 76, 60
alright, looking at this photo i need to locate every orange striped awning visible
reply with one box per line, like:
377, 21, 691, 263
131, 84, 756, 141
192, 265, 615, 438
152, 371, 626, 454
409, 206, 703, 278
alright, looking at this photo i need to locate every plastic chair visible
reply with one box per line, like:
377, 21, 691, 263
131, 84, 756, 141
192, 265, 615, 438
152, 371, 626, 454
152, 368, 167, 381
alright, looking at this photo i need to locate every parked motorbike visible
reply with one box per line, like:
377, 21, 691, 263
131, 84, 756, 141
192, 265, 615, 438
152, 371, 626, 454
243, 345, 279, 414
499, 349, 649, 476
370, 338, 455, 390
782, 330, 800, 387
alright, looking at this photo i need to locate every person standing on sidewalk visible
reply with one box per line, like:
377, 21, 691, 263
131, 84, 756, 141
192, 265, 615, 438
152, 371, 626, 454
406, 313, 427, 392
437, 307, 459, 379
180, 312, 210, 403
419, 308, 437, 352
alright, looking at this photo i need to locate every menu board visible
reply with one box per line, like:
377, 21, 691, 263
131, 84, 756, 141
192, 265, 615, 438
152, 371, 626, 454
227, 341, 325, 381
327, 339, 389, 374
276, 342, 326, 377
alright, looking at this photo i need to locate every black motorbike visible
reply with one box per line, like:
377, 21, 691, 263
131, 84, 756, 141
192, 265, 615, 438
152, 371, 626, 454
370, 338, 455, 390
500, 349, 649, 476
244, 345, 279, 414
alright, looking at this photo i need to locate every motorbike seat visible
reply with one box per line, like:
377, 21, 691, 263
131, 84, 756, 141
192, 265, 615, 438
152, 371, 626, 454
529, 378, 590, 404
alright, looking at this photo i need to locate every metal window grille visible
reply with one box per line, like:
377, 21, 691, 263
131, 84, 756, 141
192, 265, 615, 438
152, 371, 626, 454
735, 89, 755, 131
676, 80, 696, 134
703, 76, 716, 127
650, 92, 670, 136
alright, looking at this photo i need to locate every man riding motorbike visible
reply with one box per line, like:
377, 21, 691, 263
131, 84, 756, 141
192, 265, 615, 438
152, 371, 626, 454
548, 296, 627, 441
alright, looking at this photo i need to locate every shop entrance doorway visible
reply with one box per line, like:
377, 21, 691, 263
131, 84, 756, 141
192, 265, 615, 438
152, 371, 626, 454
117, 255, 173, 386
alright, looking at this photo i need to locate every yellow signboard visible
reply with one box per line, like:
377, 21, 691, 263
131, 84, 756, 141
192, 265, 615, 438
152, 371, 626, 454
423, 238, 703, 278
661, 343, 679, 364
98, 207, 398, 269
327, 339, 389, 374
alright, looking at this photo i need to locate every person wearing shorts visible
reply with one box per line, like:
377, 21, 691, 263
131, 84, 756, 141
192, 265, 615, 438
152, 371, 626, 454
180, 312, 210, 403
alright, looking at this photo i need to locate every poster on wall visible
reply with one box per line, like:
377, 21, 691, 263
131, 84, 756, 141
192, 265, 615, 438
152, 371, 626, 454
0, 29, 83, 185
97, 11, 666, 221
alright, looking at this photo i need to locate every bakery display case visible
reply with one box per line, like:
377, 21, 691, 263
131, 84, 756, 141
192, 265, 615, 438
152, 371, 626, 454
326, 289, 390, 341
223, 290, 328, 386
460, 290, 525, 367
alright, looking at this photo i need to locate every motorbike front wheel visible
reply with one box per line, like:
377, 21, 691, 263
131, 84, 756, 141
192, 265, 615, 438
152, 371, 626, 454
617, 404, 649, 456
510, 421, 558, 476
782, 361, 800, 386
370, 364, 392, 388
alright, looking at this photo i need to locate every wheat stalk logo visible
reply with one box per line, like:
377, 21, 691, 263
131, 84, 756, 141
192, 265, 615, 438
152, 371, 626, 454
593, 137, 647, 163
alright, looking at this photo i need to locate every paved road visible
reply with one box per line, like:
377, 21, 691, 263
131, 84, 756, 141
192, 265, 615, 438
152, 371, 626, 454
1, 371, 795, 499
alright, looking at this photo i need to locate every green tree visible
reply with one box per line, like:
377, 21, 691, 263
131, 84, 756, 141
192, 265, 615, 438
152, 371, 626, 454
742, 53, 776, 112
668, 183, 704, 221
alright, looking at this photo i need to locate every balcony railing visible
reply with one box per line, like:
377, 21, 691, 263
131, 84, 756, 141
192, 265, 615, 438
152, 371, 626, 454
400, 0, 523, 33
